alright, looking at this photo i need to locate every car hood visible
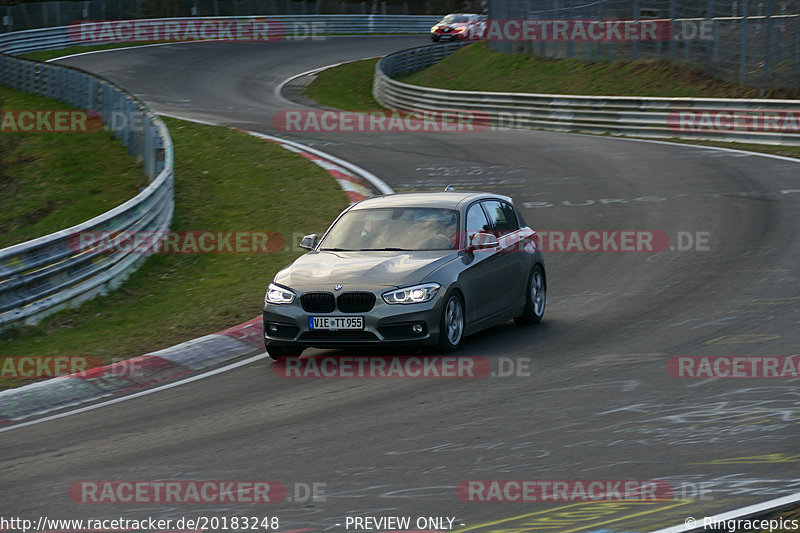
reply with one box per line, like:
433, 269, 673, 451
275, 250, 458, 291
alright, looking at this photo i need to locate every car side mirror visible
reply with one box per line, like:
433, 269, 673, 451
469, 232, 499, 251
299, 234, 319, 250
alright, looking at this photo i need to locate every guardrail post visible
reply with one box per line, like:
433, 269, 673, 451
632, 0, 640, 61
795, 11, 800, 88
669, 0, 676, 61
552, 0, 559, 59
684, 15, 691, 63
153, 124, 166, 177
605, 0, 614, 61
740, 0, 749, 84
776, 3, 785, 63
764, 0, 773, 89
566, 0, 573, 58
707, 0, 716, 65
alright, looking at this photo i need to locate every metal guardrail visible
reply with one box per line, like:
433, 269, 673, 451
0, 54, 174, 330
0, 14, 436, 330
0, 15, 440, 55
0, 2, 427, 32
374, 42, 800, 146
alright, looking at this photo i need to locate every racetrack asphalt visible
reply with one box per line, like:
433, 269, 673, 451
1, 36, 798, 532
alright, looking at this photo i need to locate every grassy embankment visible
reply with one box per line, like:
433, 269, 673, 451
305, 41, 800, 159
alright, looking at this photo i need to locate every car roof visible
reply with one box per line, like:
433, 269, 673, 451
350, 191, 513, 211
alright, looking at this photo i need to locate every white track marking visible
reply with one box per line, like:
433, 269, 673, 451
0, 353, 268, 433
652, 491, 800, 533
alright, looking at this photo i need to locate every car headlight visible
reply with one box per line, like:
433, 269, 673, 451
265, 283, 295, 305
431, 26, 438, 31
382, 283, 441, 305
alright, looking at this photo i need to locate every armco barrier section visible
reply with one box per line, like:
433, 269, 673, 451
0, 14, 435, 331
0, 15, 440, 55
0, 55, 174, 330
374, 43, 800, 146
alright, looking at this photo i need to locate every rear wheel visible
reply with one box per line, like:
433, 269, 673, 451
266, 344, 303, 360
515, 264, 546, 325
438, 292, 465, 352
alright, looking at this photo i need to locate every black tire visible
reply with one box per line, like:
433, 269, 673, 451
437, 291, 465, 352
515, 264, 546, 325
266, 344, 303, 360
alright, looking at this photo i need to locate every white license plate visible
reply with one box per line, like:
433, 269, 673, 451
309, 316, 364, 330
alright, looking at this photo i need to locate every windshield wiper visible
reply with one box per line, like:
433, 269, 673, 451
320, 247, 353, 251
359, 248, 413, 251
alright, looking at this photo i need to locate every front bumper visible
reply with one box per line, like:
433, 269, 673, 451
263, 290, 446, 349
430, 31, 467, 41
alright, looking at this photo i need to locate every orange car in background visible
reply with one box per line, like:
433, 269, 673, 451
430, 13, 486, 41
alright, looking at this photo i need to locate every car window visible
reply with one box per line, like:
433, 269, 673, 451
319, 207, 459, 251
465, 203, 491, 244
482, 200, 519, 235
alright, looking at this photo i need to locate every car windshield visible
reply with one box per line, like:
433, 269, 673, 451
442, 14, 470, 23
320, 207, 459, 251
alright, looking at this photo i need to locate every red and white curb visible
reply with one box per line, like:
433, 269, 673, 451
241, 130, 387, 202
0, 318, 267, 424
0, 118, 393, 426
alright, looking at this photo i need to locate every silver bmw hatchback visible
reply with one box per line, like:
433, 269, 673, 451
262, 191, 546, 359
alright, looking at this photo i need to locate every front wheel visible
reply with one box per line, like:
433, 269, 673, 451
515, 264, 546, 325
438, 292, 465, 352
266, 344, 303, 360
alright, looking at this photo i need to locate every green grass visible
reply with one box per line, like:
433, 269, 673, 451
21, 42, 171, 62
0, 85, 146, 248
0, 116, 348, 390
399, 41, 790, 98
305, 58, 383, 111
303, 50, 800, 161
